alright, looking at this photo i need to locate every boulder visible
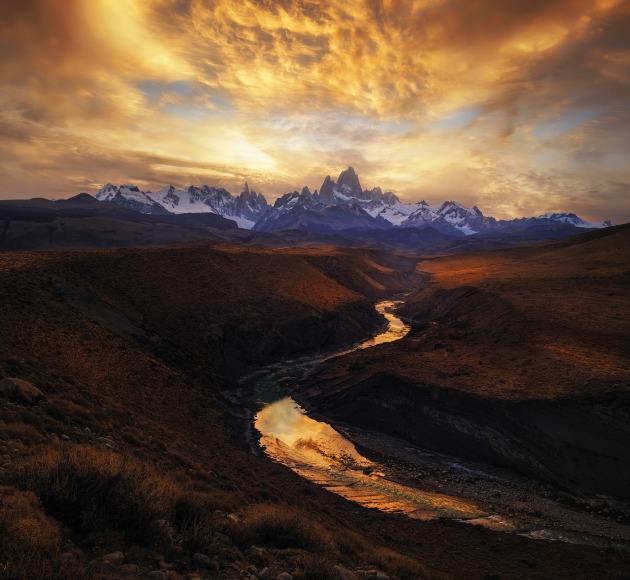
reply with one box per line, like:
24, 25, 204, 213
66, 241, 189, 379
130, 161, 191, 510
193, 553, 211, 567
0, 378, 45, 405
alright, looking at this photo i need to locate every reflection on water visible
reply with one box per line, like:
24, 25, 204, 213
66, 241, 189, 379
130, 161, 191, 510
358, 301, 410, 349
253, 300, 630, 547
254, 300, 516, 530
255, 397, 516, 526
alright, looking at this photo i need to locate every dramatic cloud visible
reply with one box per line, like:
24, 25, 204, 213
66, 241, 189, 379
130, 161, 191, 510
0, 0, 629, 222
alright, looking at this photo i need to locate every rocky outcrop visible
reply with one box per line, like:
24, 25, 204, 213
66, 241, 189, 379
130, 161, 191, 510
0, 378, 45, 405
297, 372, 630, 498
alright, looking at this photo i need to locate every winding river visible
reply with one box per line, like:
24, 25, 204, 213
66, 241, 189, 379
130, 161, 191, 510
253, 301, 514, 531
251, 300, 630, 548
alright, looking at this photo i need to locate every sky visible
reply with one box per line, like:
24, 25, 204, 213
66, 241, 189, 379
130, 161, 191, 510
0, 0, 629, 223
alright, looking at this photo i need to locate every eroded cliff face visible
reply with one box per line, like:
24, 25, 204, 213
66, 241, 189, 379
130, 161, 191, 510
296, 227, 630, 499
297, 372, 630, 498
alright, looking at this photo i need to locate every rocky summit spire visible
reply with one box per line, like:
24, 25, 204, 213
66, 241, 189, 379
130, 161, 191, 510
337, 166, 362, 195
319, 175, 335, 203
242, 182, 251, 196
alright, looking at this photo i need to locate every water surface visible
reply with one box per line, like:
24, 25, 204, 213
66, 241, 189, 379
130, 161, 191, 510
254, 301, 513, 529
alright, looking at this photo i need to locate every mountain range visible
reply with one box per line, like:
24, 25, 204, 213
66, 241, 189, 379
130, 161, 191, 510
94, 167, 611, 236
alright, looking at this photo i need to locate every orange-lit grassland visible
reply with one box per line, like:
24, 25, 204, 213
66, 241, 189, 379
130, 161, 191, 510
314, 225, 630, 400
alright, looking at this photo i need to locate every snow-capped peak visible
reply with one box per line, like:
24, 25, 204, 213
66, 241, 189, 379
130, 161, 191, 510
535, 212, 608, 229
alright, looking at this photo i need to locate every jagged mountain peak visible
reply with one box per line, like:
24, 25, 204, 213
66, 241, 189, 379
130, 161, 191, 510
535, 212, 610, 229
337, 166, 362, 195
98, 181, 268, 228
319, 175, 335, 203
93, 170, 612, 236
95, 183, 169, 215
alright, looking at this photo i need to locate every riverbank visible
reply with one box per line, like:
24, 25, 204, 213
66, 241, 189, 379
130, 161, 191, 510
1, 236, 629, 578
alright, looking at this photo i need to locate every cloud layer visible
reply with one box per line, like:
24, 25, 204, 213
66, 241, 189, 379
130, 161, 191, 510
0, 0, 628, 222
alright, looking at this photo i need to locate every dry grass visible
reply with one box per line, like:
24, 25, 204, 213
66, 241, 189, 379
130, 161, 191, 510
0, 486, 63, 579
293, 554, 338, 579
367, 546, 429, 580
233, 503, 335, 554
0, 422, 45, 445
0, 238, 627, 579
13, 445, 183, 543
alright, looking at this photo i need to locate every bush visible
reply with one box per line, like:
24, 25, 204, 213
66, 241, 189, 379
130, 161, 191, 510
294, 553, 338, 579
13, 445, 179, 543
0, 486, 63, 579
172, 490, 218, 551
332, 528, 367, 556
367, 546, 429, 580
0, 422, 45, 445
43, 399, 95, 429
233, 504, 334, 554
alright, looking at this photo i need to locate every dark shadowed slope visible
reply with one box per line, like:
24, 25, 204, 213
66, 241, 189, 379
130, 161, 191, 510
0, 240, 628, 578
296, 225, 630, 497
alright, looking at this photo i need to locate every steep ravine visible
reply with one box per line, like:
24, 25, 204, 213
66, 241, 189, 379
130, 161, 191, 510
296, 371, 630, 499
295, 229, 630, 501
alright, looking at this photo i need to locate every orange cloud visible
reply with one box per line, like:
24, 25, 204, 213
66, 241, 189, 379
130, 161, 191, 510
0, 0, 628, 223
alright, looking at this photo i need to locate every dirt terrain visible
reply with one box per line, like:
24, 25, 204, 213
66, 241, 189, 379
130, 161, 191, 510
1, 237, 629, 578
296, 225, 630, 497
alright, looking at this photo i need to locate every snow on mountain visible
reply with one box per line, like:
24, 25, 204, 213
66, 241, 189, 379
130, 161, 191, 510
400, 200, 499, 235
95, 183, 170, 215
94, 171, 613, 235
253, 182, 394, 233
95, 182, 268, 228
319, 167, 402, 212
149, 182, 268, 229
252, 167, 613, 235
256, 168, 403, 233
535, 213, 611, 229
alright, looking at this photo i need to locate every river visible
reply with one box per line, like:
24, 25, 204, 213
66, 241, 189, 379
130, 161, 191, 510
250, 300, 630, 548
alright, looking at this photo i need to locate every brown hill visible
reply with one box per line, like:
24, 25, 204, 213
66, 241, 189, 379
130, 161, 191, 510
0, 240, 628, 578
296, 225, 630, 496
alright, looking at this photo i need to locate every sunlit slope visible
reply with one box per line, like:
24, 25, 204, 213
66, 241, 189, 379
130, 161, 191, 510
296, 225, 630, 496
0, 242, 417, 383
1, 239, 627, 577
399, 222, 630, 399
305, 224, 629, 401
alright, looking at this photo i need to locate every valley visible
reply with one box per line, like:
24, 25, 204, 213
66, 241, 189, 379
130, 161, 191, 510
250, 297, 630, 551
0, 226, 628, 579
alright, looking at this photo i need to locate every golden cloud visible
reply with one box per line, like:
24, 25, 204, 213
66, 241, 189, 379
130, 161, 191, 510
0, 0, 628, 222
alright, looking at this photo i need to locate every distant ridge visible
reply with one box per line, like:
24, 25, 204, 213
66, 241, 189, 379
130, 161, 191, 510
47, 168, 613, 234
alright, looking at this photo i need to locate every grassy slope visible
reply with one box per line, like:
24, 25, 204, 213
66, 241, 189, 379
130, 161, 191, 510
310, 224, 630, 401
0, 240, 628, 578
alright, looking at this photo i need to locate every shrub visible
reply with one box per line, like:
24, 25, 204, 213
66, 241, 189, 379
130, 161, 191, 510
332, 528, 367, 556
43, 399, 95, 429
233, 504, 334, 554
0, 422, 45, 445
0, 486, 63, 579
13, 445, 179, 543
294, 553, 338, 579
367, 546, 429, 580
172, 490, 218, 551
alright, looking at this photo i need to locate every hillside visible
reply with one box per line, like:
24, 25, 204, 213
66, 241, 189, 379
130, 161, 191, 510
296, 225, 630, 497
1, 239, 629, 578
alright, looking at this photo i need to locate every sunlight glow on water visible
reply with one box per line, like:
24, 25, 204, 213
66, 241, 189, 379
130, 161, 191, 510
358, 300, 410, 349
255, 397, 500, 522
254, 300, 517, 529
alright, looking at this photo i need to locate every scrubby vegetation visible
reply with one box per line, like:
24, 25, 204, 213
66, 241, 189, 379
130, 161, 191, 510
0, 442, 431, 579
0, 486, 64, 579
0, 239, 627, 578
